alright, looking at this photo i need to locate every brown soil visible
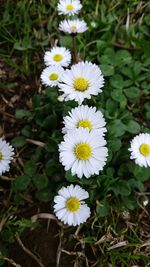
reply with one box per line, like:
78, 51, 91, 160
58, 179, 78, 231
0, 60, 39, 139
10, 222, 90, 267
10, 222, 60, 267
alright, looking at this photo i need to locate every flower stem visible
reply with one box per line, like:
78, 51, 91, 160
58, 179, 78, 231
72, 34, 78, 63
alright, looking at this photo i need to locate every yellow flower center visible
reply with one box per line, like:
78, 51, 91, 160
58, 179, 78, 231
74, 77, 89, 91
77, 119, 92, 130
66, 197, 80, 212
71, 25, 77, 31
53, 54, 63, 62
139, 143, 150, 157
49, 73, 59, 81
66, 4, 74, 11
0, 151, 3, 161
74, 143, 92, 160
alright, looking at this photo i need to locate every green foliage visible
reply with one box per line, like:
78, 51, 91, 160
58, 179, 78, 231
2, 0, 149, 215
11, 136, 26, 148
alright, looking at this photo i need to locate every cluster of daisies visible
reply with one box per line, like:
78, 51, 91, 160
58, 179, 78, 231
40, 0, 150, 227
57, 0, 87, 34
1, 0, 150, 229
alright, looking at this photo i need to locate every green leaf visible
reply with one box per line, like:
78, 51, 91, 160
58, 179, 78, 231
24, 161, 37, 177
96, 40, 107, 51
145, 13, 150, 26
133, 166, 150, 182
123, 79, 133, 87
146, 111, 150, 119
121, 196, 136, 210
1, 228, 14, 243
104, 48, 115, 62
110, 181, 131, 196
59, 36, 72, 48
105, 99, 118, 118
13, 218, 37, 232
13, 175, 31, 191
35, 189, 52, 202
32, 174, 48, 190
13, 41, 31, 51
36, 115, 57, 130
110, 74, 124, 89
124, 87, 140, 99
45, 159, 59, 176
100, 64, 115, 76
128, 179, 144, 192
108, 138, 122, 152
32, 94, 42, 108
111, 90, 126, 103
121, 67, 133, 79
45, 88, 58, 103
11, 136, 26, 148
21, 125, 32, 137
108, 120, 125, 137
133, 62, 142, 77
15, 109, 31, 119
115, 50, 132, 65
124, 120, 141, 134
96, 199, 109, 217
106, 167, 115, 177
65, 171, 79, 182
45, 139, 58, 153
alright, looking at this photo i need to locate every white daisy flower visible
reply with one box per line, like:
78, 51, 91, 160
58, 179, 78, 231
58, 61, 104, 105
40, 66, 64, 87
62, 105, 107, 135
44, 46, 71, 67
129, 133, 150, 167
59, 128, 108, 178
54, 184, 90, 226
59, 19, 88, 34
57, 0, 82, 16
0, 138, 14, 175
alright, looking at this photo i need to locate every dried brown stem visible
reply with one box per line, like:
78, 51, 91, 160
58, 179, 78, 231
26, 138, 46, 147
112, 41, 141, 51
31, 213, 62, 226
56, 228, 63, 267
1, 256, 21, 267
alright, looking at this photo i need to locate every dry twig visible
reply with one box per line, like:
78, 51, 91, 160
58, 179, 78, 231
56, 228, 63, 267
31, 213, 62, 226
26, 138, 46, 147
1, 256, 21, 267
107, 241, 128, 251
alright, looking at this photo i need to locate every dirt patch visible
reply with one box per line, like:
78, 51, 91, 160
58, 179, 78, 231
0, 59, 39, 139
10, 222, 60, 267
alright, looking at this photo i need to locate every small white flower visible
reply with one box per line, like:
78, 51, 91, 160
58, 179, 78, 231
59, 128, 108, 178
0, 138, 14, 175
62, 105, 107, 135
91, 21, 97, 28
54, 184, 90, 226
58, 61, 104, 105
57, 95, 65, 102
59, 19, 88, 34
129, 133, 150, 167
44, 46, 71, 67
40, 66, 64, 87
57, 0, 82, 16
